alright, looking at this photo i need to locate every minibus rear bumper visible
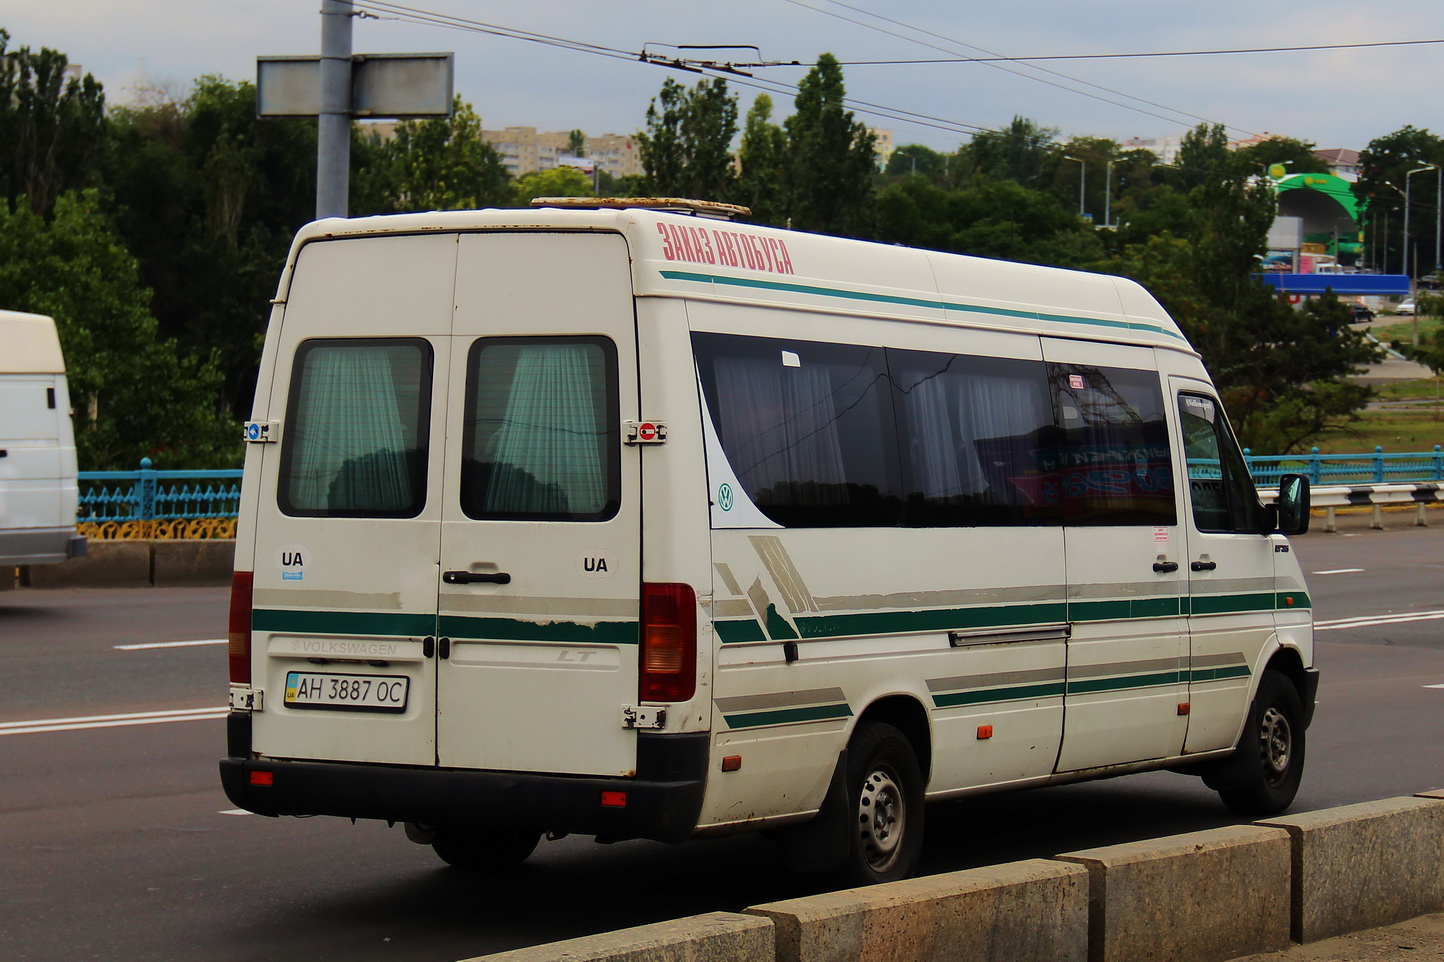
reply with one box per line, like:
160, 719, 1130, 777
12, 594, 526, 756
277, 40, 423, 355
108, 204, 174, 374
219, 719, 709, 844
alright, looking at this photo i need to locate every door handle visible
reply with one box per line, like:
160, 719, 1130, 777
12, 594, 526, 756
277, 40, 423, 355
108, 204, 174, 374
423, 636, 435, 658
439, 637, 451, 660
1191, 560, 1218, 572
442, 570, 511, 585
1153, 561, 1179, 573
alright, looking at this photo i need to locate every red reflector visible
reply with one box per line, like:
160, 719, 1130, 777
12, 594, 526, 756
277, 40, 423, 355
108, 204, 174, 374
229, 571, 254, 685
639, 582, 697, 703
721, 755, 742, 772
600, 790, 627, 808
249, 770, 274, 787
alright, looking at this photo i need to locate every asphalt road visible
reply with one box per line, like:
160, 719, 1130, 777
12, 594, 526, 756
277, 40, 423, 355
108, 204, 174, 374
3, 520, 1444, 962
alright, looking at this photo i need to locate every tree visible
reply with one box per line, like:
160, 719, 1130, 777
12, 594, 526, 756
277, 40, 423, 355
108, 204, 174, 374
567, 129, 586, 157
1356, 126, 1444, 278
353, 98, 511, 214
883, 144, 944, 179
957, 117, 1060, 190
736, 93, 788, 224
784, 53, 876, 236
106, 76, 315, 417
0, 29, 107, 217
513, 166, 593, 204
0, 191, 234, 468
637, 76, 739, 200
1235, 135, 1330, 177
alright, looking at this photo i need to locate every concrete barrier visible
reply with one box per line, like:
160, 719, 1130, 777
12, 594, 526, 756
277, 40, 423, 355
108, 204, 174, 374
746, 859, 1088, 962
1054, 825, 1292, 962
454, 912, 774, 962
1259, 795, 1444, 943
20, 540, 234, 588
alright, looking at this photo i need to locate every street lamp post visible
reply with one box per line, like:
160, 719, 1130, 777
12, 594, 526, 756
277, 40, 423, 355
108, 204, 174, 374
1406, 164, 1438, 344
1065, 156, 1085, 219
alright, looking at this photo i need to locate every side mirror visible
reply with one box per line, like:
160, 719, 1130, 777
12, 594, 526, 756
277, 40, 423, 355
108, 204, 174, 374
1273, 474, 1311, 535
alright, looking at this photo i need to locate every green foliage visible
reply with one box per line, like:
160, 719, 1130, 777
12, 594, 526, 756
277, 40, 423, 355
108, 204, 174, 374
783, 53, 876, 237
106, 76, 315, 416
1356, 126, 1444, 276
353, 98, 511, 213
0, 29, 107, 216
0, 192, 235, 468
513, 166, 594, 204
736, 93, 788, 225
957, 117, 1060, 189
1235, 135, 1331, 177
637, 76, 739, 201
883, 144, 945, 179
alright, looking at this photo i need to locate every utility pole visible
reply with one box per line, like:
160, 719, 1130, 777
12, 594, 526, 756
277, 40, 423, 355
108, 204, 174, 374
317, 0, 355, 219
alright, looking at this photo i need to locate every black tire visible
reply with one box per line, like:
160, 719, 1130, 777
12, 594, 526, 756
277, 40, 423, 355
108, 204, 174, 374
842, 722, 924, 886
1216, 670, 1305, 816
430, 827, 539, 870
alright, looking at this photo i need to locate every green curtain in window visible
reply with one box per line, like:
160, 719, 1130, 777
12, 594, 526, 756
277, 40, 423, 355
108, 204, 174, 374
483, 344, 606, 515
289, 345, 415, 513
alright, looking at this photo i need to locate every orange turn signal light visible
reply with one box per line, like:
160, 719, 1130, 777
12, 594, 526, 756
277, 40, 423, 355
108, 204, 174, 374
976, 725, 994, 740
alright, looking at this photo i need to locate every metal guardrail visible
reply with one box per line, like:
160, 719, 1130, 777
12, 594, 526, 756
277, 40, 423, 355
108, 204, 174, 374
1236, 446, 1444, 486
78, 458, 242, 522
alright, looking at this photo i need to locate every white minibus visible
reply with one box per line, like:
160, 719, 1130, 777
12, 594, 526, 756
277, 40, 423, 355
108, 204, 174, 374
221, 200, 1316, 884
1, 310, 85, 568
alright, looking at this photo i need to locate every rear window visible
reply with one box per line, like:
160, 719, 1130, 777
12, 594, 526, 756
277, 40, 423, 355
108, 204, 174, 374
279, 338, 432, 518
460, 336, 620, 522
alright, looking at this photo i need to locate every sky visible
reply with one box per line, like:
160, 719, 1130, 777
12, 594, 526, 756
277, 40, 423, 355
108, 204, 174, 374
4, 0, 1440, 155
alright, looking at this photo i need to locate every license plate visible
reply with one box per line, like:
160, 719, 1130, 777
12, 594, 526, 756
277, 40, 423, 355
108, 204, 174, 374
284, 671, 409, 713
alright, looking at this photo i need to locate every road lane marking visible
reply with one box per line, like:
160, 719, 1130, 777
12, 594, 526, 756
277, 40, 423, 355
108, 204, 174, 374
1316, 610, 1444, 631
1426, 684, 1444, 690
0, 707, 227, 736
1312, 568, 1365, 575
114, 639, 228, 650
219, 809, 255, 816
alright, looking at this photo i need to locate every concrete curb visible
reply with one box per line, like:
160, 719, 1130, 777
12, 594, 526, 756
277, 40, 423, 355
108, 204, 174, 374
452, 795, 1444, 962
14, 539, 235, 589
1259, 795, 1444, 943
746, 859, 1088, 962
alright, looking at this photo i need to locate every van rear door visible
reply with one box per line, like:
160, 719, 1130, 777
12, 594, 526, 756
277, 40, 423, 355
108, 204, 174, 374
248, 233, 457, 767
436, 232, 641, 776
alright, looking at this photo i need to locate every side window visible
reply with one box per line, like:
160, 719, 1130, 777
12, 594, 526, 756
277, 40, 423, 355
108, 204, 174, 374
1178, 393, 1262, 533
1048, 364, 1176, 526
279, 338, 432, 518
889, 350, 1060, 525
693, 333, 903, 527
461, 337, 619, 522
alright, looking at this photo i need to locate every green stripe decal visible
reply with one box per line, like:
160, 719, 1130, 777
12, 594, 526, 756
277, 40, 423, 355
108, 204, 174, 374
723, 703, 853, 730
932, 681, 1067, 708
659, 270, 1187, 341
715, 619, 768, 644
253, 608, 435, 637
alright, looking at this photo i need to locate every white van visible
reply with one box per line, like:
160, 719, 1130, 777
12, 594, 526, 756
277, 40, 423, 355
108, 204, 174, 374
221, 200, 1317, 884
0, 310, 85, 567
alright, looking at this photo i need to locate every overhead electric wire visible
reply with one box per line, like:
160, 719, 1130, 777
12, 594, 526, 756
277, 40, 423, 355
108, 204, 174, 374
832, 37, 1444, 65
782, 0, 1250, 136
347, 0, 995, 139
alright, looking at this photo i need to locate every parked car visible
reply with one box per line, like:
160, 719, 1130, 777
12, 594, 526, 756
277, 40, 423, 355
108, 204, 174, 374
1350, 305, 1375, 321
1397, 299, 1416, 315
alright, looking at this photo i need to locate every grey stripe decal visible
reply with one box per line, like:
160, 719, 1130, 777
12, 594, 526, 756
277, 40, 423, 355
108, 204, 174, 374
715, 686, 847, 714
928, 666, 1063, 693
1069, 657, 1187, 680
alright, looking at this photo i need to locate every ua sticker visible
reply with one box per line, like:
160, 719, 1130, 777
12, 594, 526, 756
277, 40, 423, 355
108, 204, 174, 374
278, 543, 307, 582
578, 551, 615, 578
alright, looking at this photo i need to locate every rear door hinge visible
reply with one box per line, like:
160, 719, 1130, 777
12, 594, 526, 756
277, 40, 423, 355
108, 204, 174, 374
244, 420, 281, 444
621, 704, 666, 729
229, 687, 264, 712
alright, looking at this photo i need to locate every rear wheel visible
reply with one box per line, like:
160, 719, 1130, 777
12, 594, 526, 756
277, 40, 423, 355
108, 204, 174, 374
1215, 670, 1305, 816
430, 826, 540, 870
842, 722, 924, 886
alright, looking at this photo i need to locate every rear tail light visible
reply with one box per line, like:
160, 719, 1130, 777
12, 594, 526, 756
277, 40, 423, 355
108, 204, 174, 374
229, 570, 253, 685
639, 582, 696, 702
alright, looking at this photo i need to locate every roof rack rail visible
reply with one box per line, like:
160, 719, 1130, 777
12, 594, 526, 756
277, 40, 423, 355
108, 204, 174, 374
528, 197, 751, 221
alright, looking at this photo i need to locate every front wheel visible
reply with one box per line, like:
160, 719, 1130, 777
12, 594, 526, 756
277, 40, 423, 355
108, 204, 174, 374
1215, 670, 1305, 816
842, 722, 924, 886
